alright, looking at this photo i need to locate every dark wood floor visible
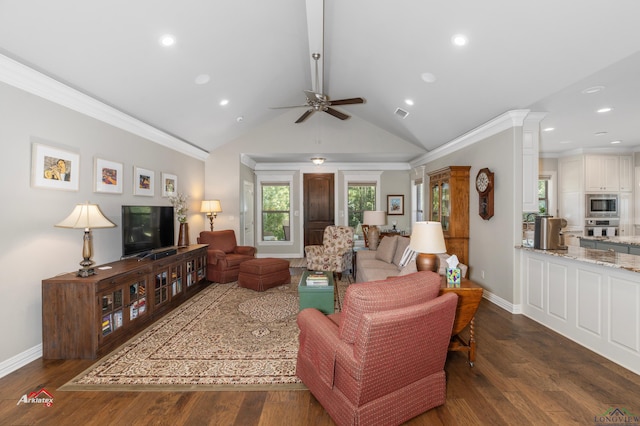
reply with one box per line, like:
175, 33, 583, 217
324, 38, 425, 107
1, 299, 639, 425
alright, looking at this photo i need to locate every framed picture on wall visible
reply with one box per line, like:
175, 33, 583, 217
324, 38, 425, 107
133, 166, 154, 196
161, 172, 178, 197
94, 158, 123, 194
387, 195, 404, 215
31, 143, 80, 191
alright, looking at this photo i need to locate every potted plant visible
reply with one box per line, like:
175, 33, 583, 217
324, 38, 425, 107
169, 193, 190, 246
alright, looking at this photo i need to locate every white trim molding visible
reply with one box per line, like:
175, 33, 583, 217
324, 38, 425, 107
0, 54, 209, 161
0, 344, 42, 379
410, 109, 531, 167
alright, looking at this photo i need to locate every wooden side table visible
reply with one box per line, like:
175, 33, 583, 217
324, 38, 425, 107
439, 277, 484, 366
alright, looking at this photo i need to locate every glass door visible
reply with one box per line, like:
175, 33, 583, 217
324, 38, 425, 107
430, 183, 440, 222
441, 181, 450, 232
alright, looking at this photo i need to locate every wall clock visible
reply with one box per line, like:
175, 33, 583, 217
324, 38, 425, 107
475, 168, 494, 220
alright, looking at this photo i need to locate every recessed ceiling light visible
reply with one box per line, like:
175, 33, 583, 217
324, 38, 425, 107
452, 34, 468, 46
597, 107, 613, 113
219, 99, 229, 106
610, 140, 622, 144
594, 131, 608, 136
194, 74, 210, 85
582, 85, 605, 94
159, 34, 176, 47
543, 127, 555, 132
405, 99, 414, 106
421, 72, 436, 83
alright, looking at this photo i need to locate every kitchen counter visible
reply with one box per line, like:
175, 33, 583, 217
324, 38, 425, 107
577, 235, 640, 256
578, 235, 640, 246
517, 244, 640, 273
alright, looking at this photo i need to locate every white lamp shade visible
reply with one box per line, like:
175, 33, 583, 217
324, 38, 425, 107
200, 200, 222, 213
363, 210, 386, 226
409, 221, 447, 253
55, 203, 116, 230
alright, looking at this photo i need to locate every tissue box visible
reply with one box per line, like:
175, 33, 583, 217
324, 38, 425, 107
446, 268, 461, 286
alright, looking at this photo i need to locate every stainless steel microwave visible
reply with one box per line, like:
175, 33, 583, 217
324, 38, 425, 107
585, 193, 619, 218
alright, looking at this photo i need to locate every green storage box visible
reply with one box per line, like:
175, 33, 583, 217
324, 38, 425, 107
298, 271, 334, 314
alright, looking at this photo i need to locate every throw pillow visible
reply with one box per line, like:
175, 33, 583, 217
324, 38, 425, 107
375, 235, 398, 263
392, 236, 410, 267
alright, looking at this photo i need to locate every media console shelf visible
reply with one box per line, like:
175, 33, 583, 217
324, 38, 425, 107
42, 244, 208, 359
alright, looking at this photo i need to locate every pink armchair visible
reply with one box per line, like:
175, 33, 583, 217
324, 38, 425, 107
197, 230, 256, 283
305, 225, 354, 279
296, 271, 458, 426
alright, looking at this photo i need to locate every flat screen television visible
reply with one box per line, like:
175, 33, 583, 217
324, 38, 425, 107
122, 205, 175, 258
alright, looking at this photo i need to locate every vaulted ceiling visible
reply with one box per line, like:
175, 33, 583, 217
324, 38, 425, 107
2, 0, 640, 162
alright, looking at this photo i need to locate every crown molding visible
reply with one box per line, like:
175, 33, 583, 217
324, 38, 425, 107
0, 54, 208, 161
410, 109, 531, 167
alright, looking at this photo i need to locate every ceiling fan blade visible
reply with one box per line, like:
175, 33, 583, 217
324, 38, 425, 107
329, 97, 365, 106
324, 107, 350, 120
270, 104, 309, 109
295, 109, 315, 123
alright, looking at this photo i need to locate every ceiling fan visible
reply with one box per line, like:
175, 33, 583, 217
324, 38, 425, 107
272, 53, 365, 123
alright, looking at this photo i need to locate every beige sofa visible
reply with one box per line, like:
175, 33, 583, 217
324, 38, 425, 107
355, 234, 468, 283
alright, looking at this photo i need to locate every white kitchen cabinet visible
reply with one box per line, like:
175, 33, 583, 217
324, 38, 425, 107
619, 192, 633, 236
559, 156, 583, 193
585, 155, 619, 192
619, 156, 633, 192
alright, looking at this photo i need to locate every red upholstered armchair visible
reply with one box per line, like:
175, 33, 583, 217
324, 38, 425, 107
296, 271, 458, 426
197, 230, 256, 283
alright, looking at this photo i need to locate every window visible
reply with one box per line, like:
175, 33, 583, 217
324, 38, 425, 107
538, 177, 549, 215
347, 183, 376, 228
261, 183, 290, 241
415, 180, 424, 222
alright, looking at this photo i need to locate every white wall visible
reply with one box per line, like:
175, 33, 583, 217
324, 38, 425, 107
0, 82, 204, 370
415, 127, 520, 304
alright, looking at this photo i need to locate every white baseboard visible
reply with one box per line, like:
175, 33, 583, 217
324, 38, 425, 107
483, 290, 522, 314
0, 344, 42, 379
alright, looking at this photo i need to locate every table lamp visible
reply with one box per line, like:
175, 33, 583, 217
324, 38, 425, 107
409, 221, 447, 272
200, 200, 222, 231
362, 210, 386, 250
55, 202, 116, 277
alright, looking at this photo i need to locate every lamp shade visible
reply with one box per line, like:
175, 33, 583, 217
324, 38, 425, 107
363, 210, 386, 226
200, 200, 222, 213
409, 221, 447, 253
55, 203, 116, 230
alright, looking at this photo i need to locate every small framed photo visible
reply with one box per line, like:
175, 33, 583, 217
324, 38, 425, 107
387, 195, 404, 215
161, 172, 178, 197
31, 143, 80, 191
94, 158, 123, 194
133, 166, 154, 196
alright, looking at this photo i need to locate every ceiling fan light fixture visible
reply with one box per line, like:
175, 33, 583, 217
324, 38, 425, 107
311, 157, 325, 165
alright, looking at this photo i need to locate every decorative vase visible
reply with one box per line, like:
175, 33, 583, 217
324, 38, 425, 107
178, 222, 190, 247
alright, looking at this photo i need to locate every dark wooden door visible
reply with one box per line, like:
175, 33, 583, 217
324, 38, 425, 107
304, 173, 334, 248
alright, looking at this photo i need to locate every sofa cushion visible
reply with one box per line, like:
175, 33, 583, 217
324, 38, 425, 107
397, 259, 418, 276
339, 271, 441, 344
392, 236, 411, 268
375, 235, 398, 263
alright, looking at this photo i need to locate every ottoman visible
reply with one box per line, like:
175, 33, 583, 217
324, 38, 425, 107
238, 258, 291, 291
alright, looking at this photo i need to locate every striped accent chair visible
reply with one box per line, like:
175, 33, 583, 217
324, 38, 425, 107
296, 271, 457, 426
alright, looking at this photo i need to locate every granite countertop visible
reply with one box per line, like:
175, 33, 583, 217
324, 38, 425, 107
517, 245, 640, 274
577, 235, 640, 247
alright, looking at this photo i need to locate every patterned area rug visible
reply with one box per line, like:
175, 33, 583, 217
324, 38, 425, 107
60, 275, 347, 391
